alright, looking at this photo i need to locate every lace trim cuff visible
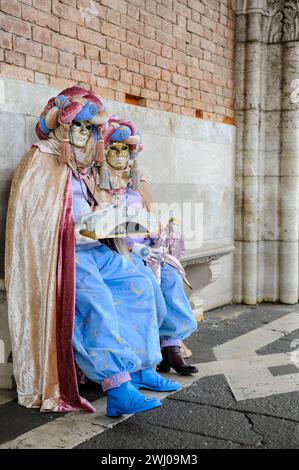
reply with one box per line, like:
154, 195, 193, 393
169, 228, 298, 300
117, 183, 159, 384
101, 372, 131, 392
160, 339, 182, 348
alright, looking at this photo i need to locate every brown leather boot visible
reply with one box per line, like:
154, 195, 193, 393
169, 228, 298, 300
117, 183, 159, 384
157, 346, 198, 375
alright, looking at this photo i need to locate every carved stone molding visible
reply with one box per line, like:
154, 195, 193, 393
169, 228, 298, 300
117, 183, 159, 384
283, 1, 299, 41
267, 1, 299, 43
267, 0, 284, 43
235, 0, 268, 15
236, 1, 299, 43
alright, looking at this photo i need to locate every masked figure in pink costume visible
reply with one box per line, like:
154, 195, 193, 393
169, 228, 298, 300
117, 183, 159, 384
96, 117, 199, 375
5, 86, 180, 417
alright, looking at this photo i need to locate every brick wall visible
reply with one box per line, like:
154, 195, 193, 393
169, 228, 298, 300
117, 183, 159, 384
0, 0, 235, 122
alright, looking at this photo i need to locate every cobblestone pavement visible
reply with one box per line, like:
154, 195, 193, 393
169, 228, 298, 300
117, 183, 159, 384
1, 303, 299, 449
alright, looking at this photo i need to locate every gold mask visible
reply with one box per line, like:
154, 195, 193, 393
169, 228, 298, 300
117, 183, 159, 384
106, 142, 130, 169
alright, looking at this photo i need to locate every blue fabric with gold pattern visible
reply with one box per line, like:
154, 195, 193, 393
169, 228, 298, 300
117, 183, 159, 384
73, 245, 162, 390
111, 126, 132, 142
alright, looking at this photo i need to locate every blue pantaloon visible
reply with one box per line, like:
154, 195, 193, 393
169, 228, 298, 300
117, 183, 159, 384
73, 245, 162, 390
131, 255, 197, 344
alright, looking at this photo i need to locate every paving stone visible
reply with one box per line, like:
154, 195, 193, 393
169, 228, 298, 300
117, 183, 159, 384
247, 413, 299, 449
2, 303, 299, 449
76, 420, 242, 449
131, 398, 262, 447
1, 418, 105, 449
0, 400, 61, 446
269, 364, 299, 377
171, 375, 299, 422
0, 382, 103, 445
206, 303, 294, 324
256, 330, 299, 356
184, 306, 296, 364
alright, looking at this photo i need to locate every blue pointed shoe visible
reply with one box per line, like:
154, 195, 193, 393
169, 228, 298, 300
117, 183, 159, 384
106, 380, 161, 417
131, 368, 180, 392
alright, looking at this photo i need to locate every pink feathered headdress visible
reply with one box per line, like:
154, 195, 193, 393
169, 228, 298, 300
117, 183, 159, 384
100, 116, 143, 191
103, 116, 143, 153
36, 86, 108, 165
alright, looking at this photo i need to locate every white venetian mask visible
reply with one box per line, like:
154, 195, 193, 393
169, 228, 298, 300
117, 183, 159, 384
70, 120, 92, 148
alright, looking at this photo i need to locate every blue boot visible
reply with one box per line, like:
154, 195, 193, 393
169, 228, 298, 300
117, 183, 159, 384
106, 380, 161, 417
131, 368, 180, 392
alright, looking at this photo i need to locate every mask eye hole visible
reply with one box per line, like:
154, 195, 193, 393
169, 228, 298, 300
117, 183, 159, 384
110, 146, 118, 151
73, 121, 92, 130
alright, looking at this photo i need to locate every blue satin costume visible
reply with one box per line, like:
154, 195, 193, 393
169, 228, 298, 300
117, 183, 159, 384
118, 187, 197, 346
72, 177, 197, 391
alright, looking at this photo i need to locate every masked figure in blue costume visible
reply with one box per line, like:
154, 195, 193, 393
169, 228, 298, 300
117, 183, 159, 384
81, 116, 199, 378
68, 115, 183, 418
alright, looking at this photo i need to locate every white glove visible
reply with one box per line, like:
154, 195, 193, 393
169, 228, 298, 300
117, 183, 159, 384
131, 242, 152, 260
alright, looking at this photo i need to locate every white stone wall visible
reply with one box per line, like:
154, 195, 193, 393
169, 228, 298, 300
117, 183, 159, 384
0, 77, 235, 312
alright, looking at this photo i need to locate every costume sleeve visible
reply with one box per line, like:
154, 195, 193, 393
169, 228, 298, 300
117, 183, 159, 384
71, 175, 102, 247
71, 175, 92, 223
139, 180, 155, 213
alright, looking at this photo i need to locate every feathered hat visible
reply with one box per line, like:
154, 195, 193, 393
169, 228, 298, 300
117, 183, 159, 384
100, 116, 143, 190
36, 86, 108, 164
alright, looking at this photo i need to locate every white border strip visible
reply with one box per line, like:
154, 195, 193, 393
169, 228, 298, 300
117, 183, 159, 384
0, 372, 199, 449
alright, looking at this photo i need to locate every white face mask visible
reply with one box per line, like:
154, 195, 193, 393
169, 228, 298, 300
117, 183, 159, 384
70, 121, 92, 148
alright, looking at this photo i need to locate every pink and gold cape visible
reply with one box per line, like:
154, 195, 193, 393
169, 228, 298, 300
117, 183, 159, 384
5, 146, 95, 412
4, 141, 153, 412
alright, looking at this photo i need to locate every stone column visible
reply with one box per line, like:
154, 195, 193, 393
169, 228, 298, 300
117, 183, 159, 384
234, 0, 299, 304
280, 41, 299, 303
235, 1, 268, 304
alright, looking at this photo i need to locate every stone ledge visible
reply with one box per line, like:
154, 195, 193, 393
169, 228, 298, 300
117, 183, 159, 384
181, 242, 235, 267
182, 242, 234, 320
0, 242, 235, 293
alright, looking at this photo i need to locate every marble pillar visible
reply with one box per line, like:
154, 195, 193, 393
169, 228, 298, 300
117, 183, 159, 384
235, 0, 299, 303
